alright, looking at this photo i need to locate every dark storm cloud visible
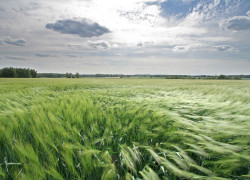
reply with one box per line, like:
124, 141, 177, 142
5, 56, 26, 60
46, 19, 111, 38
4, 37, 27, 46
35, 53, 57, 57
223, 16, 250, 31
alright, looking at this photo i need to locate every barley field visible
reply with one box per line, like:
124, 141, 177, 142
0, 78, 249, 180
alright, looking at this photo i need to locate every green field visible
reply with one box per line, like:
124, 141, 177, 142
0, 78, 249, 179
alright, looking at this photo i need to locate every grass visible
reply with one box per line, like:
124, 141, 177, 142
0, 78, 249, 179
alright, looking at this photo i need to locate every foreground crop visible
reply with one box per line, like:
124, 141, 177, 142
0, 79, 249, 179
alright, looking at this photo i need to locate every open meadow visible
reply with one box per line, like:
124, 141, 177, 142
0, 78, 249, 180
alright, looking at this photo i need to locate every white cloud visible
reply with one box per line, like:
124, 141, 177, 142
247, 11, 250, 17
88, 41, 110, 50
67, 43, 85, 49
5, 56, 27, 60
46, 19, 111, 38
173, 43, 208, 53
0, 0, 249, 74
173, 43, 236, 53
4, 37, 27, 46
172, 46, 189, 53
212, 45, 234, 52
35, 53, 57, 57
222, 16, 250, 31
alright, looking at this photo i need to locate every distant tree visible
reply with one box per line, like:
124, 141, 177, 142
233, 75, 243, 80
65, 72, 70, 78
1, 67, 17, 78
0, 67, 37, 78
25, 69, 32, 78
30, 69, 37, 78
16, 68, 25, 78
75, 72, 80, 78
65, 72, 74, 78
218, 74, 227, 79
38, 73, 65, 78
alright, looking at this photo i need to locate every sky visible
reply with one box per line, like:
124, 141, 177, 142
0, 0, 250, 75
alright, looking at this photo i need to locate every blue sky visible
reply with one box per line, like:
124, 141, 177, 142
0, 0, 250, 74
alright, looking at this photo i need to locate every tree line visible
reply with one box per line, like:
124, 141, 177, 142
165, 74, 243, 80
1, 67, 244, 80
65, 72, 80, 78
36, 72, 80, 78
0, 67, 37, 78
37, 73, 246, 79
37, 73, 65, 78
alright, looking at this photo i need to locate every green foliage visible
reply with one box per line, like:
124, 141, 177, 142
0, 67, 37, 78
65, 72, 74, 78
65, 72, 80, 78
37, 73, 65, 78
218, 74, 227, 79
0, 67, 17, 78
75, 72, 80, 78
165, 74, 243, 80
0, 78, 249, 179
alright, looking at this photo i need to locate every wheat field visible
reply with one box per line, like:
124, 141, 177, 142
0, 78, 249, 179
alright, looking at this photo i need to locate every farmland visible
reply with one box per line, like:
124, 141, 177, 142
0, 78, 249, 179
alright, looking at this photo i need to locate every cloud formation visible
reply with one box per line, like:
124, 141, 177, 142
67, 43, 85, 49
5, 56, 26, 60
4, 37, 27, 46
173, 43, 235, 53
247, 11, 250, 17
0, 0, 250, 74
212, 45, 234, 52
173, 43, 208, 53
46, 19, 111, 38
88, 41, 110, 50
35, 53, 57, 57
223, 16, 250, 31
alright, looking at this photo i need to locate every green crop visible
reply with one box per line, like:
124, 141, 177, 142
0, 78, 249, 179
